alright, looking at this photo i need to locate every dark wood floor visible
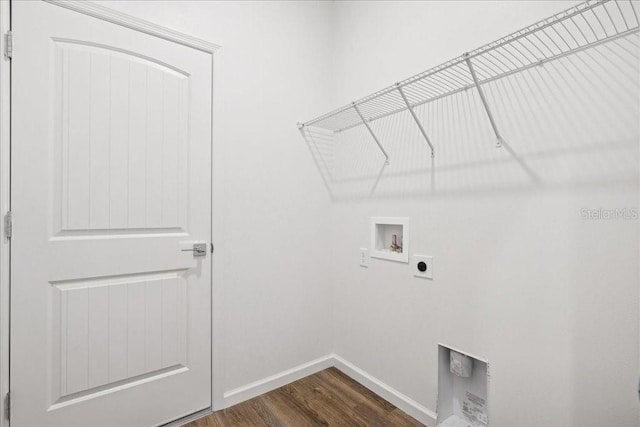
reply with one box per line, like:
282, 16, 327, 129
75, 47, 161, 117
185, 367, 423, 426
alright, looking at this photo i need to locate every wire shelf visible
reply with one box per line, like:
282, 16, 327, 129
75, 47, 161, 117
298, 0, 640, 160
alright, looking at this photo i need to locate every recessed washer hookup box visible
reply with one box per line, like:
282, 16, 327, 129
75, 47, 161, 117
437, 344, 489, 427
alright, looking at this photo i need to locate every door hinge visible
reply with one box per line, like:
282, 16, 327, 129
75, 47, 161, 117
4, 31, 12, 60
4, 392, 9, 420
4, 211, 12, 239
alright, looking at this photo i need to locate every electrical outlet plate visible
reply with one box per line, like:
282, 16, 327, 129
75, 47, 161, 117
360, 248, 369, 267
413, 254, 433, 279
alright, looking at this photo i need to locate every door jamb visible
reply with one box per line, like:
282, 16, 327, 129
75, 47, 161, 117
0, 2, 222, 426
0, 0, 10, 425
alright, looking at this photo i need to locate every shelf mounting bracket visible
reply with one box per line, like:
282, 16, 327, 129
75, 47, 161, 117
396, 83, 435, 158
464, 53, 503, 148
353, 102, 390, 165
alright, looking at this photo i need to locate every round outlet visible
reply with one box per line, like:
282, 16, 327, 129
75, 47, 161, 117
417, 261, 427, 272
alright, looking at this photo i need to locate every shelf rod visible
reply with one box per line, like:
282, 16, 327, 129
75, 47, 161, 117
396, 84, 435, 158
464, 53, 504, 148
353, 102, 390, 164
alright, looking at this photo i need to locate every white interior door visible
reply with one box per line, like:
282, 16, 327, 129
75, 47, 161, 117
10, 2, 212, 426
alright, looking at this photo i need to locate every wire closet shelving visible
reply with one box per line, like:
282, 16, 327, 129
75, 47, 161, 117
298, 0, 640, 164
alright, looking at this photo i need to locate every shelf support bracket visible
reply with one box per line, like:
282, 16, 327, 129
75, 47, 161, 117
396, 83, 435, 158
353, 102, 390, 165
464, 53, 503, 148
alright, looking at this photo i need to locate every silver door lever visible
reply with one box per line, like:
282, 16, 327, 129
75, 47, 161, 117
182, 243, 207, 257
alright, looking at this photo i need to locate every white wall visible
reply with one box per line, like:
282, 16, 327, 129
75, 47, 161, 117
96, 0, 336, 408
91, 2, 639, 426
327, 1, 639, 427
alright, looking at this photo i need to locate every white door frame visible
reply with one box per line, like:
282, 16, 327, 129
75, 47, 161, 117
0, 1, 11, 426
0, 2, 221, 426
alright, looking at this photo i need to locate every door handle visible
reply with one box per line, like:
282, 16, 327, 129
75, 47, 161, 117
182, 243, 207, 257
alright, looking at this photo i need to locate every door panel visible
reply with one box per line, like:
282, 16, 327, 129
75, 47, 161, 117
11, 2, 212, 426
50, 272, 188, 404
53, 41, 190, 234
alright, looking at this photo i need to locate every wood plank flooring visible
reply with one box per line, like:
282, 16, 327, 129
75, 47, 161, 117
185, 367, 424, 426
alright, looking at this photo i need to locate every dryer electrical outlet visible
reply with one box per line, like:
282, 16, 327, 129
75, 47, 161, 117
413, 254, 433, 279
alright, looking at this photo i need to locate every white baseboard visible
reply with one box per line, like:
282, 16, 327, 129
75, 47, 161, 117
220, 354, 334, 408
331, 354, 437, 426
164, 408, 212, 427
219, 353, 437, 426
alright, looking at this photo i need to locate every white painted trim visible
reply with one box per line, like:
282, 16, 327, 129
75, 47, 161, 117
221, 355, 334, 409
0, 1, 10, 425
332, 354, 437, 427
162, 408, 213, 427
214, 354, 436, 426
210, 47, 225, 412
44, 1, 221, 54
